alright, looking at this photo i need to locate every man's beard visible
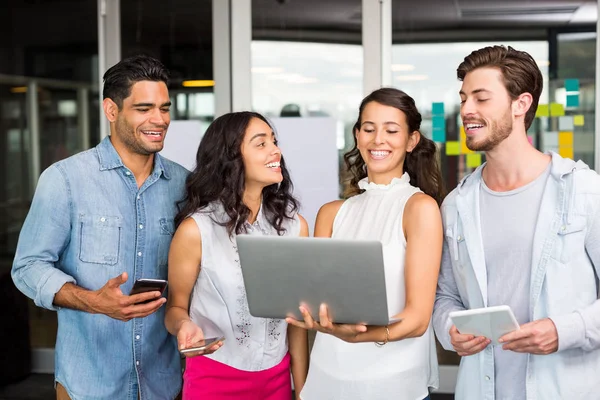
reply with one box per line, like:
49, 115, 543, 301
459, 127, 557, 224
466, 110, 512, 152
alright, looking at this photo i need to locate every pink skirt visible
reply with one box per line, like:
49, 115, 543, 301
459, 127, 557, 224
183, 352, 291, 400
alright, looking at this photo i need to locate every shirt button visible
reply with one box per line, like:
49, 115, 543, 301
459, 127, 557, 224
561, 225, 566, 232
136, 361, 140, 366
100, 217, 106, 222
126, 171, 131, 176
139, 224, 144, 229
137, 195, 140, 200
136, 335, 140, 340
457, 235, 462, 241
137, 252, 142, 257
485, 375, 491, 381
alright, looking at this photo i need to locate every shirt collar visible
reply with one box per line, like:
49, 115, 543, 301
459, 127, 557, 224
96, 136, 171, 180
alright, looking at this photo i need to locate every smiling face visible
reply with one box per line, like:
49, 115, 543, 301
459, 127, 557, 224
355, 101, 419, 184
106, 80, 171, 156
241, 117, 283, 189
459, 67, 514, 152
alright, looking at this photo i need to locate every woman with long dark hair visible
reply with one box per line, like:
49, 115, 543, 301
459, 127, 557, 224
288, 88, 444, 399
165, 112, 309, 400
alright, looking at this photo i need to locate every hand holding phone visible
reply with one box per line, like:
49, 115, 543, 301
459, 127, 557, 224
179, 336, 225, 356
130, 279, 168, 304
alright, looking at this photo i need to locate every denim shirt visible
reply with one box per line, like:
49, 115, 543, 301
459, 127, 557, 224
433, 153, 600, 400
12, 137, 189, 400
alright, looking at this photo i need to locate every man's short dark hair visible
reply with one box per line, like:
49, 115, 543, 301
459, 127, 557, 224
102, 55, 170, 109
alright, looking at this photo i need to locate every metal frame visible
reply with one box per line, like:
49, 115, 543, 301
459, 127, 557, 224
98, 0, 121, 139
212, 0, 252, 117
362, 0, 392, 95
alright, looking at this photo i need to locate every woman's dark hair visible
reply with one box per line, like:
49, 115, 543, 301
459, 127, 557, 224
175, 111, 298, 236
102, 54, 169, 109
343, 87, 445, 205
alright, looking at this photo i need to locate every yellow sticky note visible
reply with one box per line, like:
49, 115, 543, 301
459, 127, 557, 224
446, 141, 460, 156
559, 147, 574, 159
466, 153, 482, 168
574, 115, 585, 126
558, 131, 573, 147
536, 104, 549, 117
460, 126, 474, 154
550, 103, 565, 117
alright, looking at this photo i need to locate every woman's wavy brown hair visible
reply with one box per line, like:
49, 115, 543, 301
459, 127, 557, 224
343, 88, 445, 205
175, 111, 298, 236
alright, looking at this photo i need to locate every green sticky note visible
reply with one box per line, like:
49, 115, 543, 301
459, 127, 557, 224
574, 115, 585, 126
566, 94, 579, 108
550, 103, 565, 117
565, 79, 580, 92
432, 102, 445, 115
466, 153, 482, 168
536, 104, 549, 117
432, 115, 445, 130
432, 128, 446, 143
446, 141, 460, 156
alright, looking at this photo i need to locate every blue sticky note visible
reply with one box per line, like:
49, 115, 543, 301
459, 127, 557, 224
432, 115, 445, 130
565, 79, 580, 92
432, 102, 445, 115
566, 94, 579, 108
432, 128, 446, 143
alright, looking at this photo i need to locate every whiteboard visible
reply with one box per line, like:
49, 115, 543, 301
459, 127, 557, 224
161, 117, 340, 234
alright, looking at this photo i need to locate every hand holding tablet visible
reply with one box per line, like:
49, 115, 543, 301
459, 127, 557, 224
450, 305, 520, 345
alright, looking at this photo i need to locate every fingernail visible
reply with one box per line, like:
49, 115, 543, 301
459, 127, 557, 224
498, 339, 503, 343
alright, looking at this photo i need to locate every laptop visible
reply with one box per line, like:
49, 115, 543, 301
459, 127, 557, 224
236, 235, 398, 325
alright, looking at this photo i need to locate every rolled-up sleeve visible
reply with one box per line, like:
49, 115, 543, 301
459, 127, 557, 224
12, 165, 76, 311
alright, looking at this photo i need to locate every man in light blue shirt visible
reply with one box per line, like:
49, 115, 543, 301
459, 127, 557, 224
433, 45, 600, 399
12, 55, 188, 399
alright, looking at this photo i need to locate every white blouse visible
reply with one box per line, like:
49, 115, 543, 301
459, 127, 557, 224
301, 173, 439, 400
188, 202, 301, 371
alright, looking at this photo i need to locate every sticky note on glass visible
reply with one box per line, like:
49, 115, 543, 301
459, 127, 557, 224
558, 116, 574, 131
460, 126, 473, 154
432, 128, 446, 143
432, 115, 445, 130
446, 141, 460, 155
565, 79, 580, 92
559, 147, 574, 159
432, 102, 445, 115
566, 94, 580, 108
466, 153, 482, 168
574, 115, 585, 126
558, 131, 573, 147
536, 104, 549, 117
544, 131, 559, 147
550, 103, 565, 117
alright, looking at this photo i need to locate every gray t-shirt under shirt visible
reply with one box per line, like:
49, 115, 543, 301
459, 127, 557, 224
479, 164, 550, 400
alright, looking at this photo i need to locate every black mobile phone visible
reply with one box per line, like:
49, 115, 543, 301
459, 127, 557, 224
130, 278, 168, 303
179, 336, 225, 354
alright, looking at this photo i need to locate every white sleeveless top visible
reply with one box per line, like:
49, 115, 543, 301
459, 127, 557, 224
300, 173, 439, 400
188, 202, 301, 371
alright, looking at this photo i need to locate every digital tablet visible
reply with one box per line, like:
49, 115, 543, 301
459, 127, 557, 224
449, 305, 520, 345
236, 235, 399, 325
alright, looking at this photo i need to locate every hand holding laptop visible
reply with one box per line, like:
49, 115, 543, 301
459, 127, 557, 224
286, 303, 367, 343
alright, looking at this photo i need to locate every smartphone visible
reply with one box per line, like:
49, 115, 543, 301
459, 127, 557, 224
130, 279, 168, 303
179, 336, 225, 354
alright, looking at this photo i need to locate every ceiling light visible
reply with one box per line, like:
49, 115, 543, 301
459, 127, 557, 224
182, 80, 215, 87
391, 64, 415, 72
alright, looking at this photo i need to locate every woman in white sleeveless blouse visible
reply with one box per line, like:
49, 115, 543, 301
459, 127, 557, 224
288, 88, 444, 400
165, 112, 309, 400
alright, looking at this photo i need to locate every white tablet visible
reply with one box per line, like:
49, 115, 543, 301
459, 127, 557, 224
449, 305, 520, 345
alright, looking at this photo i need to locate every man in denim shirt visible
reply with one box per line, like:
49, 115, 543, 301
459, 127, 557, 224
12, 55, 188, 399
433, 46, 600, 399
